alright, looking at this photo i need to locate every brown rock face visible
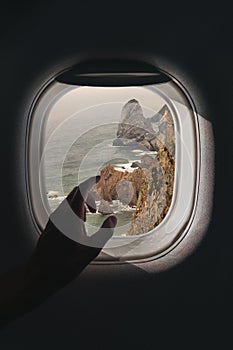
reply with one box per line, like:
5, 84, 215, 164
114, 99, 175, 156
98, 199, 113, 215
89, 98, 175, 236
127, 146, 175, 235
150, 105, 175, 156
112, 99, 176, 235
117, 99, 154, 139
95, 163, 147, 207
91, 146, 175, 235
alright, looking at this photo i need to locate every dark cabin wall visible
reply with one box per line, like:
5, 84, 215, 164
0, 2, 232, 349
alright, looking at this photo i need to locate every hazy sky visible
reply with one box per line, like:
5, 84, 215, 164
46, 85, 166, 140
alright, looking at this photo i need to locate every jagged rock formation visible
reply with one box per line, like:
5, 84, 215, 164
98, 199, 113, 215
127, 146, 175, 235
89, 98, 175, 236
150, 105, 175, 156
113, 99, 156, 151
113, 99, 175, 156
90, 146, 175, 235
94, 163, 147, 207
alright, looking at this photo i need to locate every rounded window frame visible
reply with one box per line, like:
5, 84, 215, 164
26, 68, 200, 263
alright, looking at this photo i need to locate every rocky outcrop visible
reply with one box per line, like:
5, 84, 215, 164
127, 146, 175, 235
95, 163, 147, 207
90, 146, 175, 235
98, 199, 113, 215
113, 99, 175, 156
113, 99, 156, 151
89, 98, 175, 235
150, 105, 175, 156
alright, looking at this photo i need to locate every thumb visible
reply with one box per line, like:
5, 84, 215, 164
89, 216, 117, 248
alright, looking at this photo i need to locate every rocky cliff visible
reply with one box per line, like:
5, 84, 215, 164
89, 146, 175, 235
127, 146, 175, 235
113, 99, 156, 150
150, 104, 175, 156
113, 99, 175, 156
89, 98, 175, 235
94, 163, 147, 207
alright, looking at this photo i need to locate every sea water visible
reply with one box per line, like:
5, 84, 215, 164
43, 105, 157, 236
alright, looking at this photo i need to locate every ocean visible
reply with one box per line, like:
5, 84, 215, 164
43, 102, 158, 236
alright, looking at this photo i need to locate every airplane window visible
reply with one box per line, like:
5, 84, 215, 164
28, 66, 199, 261
45, 90, 175, 236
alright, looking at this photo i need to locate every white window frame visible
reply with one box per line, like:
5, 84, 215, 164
27, 76, 200, 263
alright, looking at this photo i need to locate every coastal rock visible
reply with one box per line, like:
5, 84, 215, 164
150, 105, 175, 156
96, 163, 123, 202
131, 161, 141, 168
112, 138, 138, 147
127, 146, 175, 235
116, 179, 135, 205
117, 99, 154, 137
115, 99, 156, 150
95, 163, 147, 207
89, 147, 175, 234
89, 99, 175, 233
98, 199, 113, 215
140, 154, 157, 168
114, 99, 175, 156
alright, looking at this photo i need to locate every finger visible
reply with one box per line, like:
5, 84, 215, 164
49, 181, 99, 242
84, 206, 87, 222
67, 176, 100, 219
86, 192, 97, 213
101, 215, 117, 229
66, 186, 78, 202
89, 215, 117, 248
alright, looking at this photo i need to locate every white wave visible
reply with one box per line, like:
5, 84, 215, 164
47, 191, 66, 203
47, 190, 59, 198
129, 159, 141, 163
131, 149, 145, 153
114, 162, 140, 172
114, 167, 127, 172
140, 151, 157, 156
95, 199, 135, 213
114, 165, 135, 173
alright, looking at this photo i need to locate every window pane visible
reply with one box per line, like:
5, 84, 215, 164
44, 87, 175, 236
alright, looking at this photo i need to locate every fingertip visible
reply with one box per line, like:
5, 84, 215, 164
102, 215, 117, 229
66, 186, 78, 201
108, 215, 117, 227
86, 192, 97, 213
87, 206, 96, 214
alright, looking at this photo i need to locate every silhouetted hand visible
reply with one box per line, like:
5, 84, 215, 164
0, 176, 117, 328
26, 176, 117, 288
